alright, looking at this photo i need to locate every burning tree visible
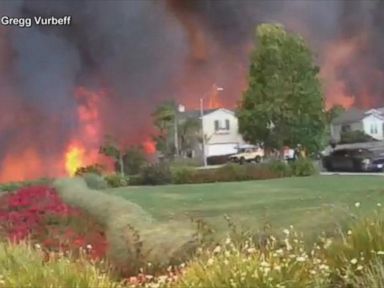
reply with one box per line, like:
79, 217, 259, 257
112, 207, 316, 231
238, 23, 327, 153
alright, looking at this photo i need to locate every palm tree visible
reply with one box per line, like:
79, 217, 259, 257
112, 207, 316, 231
177, 118, 200, 157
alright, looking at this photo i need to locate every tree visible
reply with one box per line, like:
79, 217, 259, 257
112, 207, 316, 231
237, 23, 327, 153
119, 146, 147, 175
99, 135, 125, 176
152, 101, 177, 157
326, 105, 345, 124
178, 117, 201, 157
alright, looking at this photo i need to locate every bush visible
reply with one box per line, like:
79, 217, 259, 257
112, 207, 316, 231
289, 158, 317, 177
0, 241, 120, 288
171, 162, 292, 185
173, 227, 331, 288
120, 146, 148, 175
75, 164, 104, 176
139, 164, 172, 185
172, 167, 197, 184
104, 174, 129, 188
0, 186, 107, 260
340, 130, 377, 144
264, 160, 292, 177
82, 173, 109, 190
325, 210, 384, 286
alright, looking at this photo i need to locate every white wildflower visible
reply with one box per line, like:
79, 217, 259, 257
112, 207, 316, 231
86, 244, 92, 250
355, 202, 360, 208
377, 251, 384, 255
296, 256, 306, 262
350, 258, 358, 265
207, 258, 214, 266
324, 239, 332, 249
225, 237, 231, 245
347, 230, 352, 236
35, 243, 41, 249
213, 245, 221, 254
378, 203, 382, 207
356, 265, 363, 271
247, 247, 256, 254
283, 229, 290, 235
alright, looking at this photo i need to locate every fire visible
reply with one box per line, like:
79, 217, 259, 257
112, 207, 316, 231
320, 35, 365, 109
65, 144, 86, 176
208, 84, 223, 109
0, 149, 43, 182
143, 139, 156, 154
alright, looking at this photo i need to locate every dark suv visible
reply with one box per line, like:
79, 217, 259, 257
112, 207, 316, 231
322, 148, 384, 172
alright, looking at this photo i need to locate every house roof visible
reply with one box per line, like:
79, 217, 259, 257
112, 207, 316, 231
179, 108, 234, 119
332, 108, 366, 125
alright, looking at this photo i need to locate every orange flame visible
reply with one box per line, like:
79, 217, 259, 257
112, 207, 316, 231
64, 144, 86, 176
143, 139, 156, 154
0, 149, 43, 182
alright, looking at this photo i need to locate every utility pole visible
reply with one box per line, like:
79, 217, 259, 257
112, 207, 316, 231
200, 98, 207, 167
174, 104, 179, 157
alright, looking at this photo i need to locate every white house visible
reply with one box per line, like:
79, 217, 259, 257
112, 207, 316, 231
179, 108, 246, 158
331, 107, 384, 141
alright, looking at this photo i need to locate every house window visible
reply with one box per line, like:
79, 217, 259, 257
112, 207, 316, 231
370, 123, 378, 134
214, 119, 230, 132
214, 120, 219, 131
341, 124, 351, 133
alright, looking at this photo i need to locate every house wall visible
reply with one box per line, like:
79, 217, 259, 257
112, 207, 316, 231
362, 115, 384, 140
331, 121, 363, 142
202, 109, 245, 156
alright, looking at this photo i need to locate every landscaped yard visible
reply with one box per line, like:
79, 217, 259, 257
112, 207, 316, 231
106, 175, 384, 238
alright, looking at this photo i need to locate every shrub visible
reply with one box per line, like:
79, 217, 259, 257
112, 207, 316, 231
82, 173, 109, 190
0, 186, 107, 260
340, 130, 377, 144
325, 210, 384, 286
172, 167, 196, 184
139, 164, 172, 185
171, 162, 291, 185
174, 228, 331, 288
267, 160, 292, 177
75, 164, 104, 176
104, 174, 129, 188
289, 158, 317, 177
120, 146, 148, 176
54, 178, 197, 277
0, 241, 121, 288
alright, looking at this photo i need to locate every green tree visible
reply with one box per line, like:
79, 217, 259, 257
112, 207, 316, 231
152, 101, 176, 157
237, 23, 327, 153
178, 117, 201, 157
119, 146, 147, 175
99, 135, 125, 176
326, 104, 345, 124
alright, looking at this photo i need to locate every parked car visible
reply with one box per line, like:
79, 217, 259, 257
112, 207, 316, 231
322, 148, 384, 172
228, 145, 264, 164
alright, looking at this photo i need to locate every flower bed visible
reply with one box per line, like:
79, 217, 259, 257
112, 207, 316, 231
0, 186, 107, 260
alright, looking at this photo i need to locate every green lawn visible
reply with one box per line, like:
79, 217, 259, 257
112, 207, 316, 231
105, 176, 384, 237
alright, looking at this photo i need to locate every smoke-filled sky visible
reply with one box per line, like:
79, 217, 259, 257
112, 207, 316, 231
0, 0, 383, 181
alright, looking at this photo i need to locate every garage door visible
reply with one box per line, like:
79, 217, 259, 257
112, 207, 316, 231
207, 143, 238, 157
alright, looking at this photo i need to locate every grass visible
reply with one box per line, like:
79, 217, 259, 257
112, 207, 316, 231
105, 176, 384, 238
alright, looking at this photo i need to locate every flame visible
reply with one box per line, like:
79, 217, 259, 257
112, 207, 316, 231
65, 144, 86, 176
143, 139, 156, 154
0, 149, 44, 182
208, 84, 223, 109
321, 35, 365, 109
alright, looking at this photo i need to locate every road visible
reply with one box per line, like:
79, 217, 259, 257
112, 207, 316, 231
320, 172, 384, 176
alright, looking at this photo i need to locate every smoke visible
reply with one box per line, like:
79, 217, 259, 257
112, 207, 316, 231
0, 0, 383, 181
